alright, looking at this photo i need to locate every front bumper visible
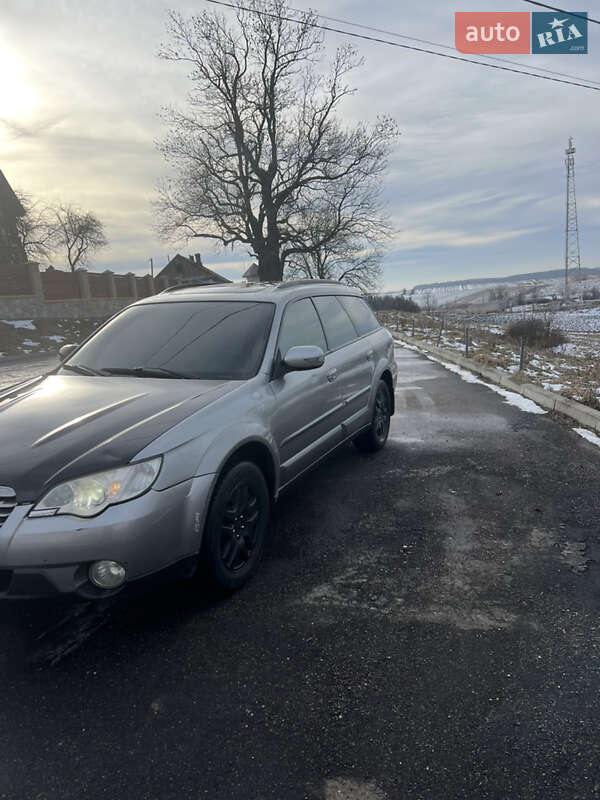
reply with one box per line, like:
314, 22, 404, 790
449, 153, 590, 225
0, 475, 214, 599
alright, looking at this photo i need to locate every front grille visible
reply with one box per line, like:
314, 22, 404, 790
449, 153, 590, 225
0, 486, 17, 529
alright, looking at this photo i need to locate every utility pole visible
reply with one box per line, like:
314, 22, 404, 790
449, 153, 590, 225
149, 257, 154, 279
564, 137, 582, 301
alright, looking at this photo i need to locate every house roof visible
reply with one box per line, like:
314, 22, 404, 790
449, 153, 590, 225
0, 170, 25, 217
156, 253, 230, 284
243, 263, 260, 279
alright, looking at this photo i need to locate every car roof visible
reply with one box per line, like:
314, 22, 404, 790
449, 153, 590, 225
136, 280, 362, 306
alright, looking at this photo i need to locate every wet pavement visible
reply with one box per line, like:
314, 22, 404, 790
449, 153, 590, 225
1, 345, 600, 799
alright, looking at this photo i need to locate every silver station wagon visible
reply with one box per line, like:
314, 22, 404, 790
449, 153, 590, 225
0, 280, 397, 599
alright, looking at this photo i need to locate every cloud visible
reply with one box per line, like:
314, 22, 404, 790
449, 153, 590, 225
391, 226, 545, 251
0, 0, 598, 289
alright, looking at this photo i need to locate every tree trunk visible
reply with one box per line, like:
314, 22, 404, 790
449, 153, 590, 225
257, 249, 283, 282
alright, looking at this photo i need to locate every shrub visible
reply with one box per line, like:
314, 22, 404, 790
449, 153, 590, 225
506, 317, 567, 349
367, 294, 420, 313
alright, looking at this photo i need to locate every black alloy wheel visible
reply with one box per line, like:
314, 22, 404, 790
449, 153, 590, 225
354, 380, 392, 453
200, 461, 270, 590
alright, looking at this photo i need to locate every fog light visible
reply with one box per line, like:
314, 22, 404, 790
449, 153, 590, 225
89, 560, 126, 589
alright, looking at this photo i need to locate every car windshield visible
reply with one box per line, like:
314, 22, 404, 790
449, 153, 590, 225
62, 300, 275, 380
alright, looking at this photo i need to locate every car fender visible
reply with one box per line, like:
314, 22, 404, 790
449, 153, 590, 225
169, 427, 280, 555
138, 421, 280, 493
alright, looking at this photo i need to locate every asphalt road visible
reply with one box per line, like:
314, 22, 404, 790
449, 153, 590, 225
2, 345, 600, 800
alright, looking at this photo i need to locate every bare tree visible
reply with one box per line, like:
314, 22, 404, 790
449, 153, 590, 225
285, 210, 385, 291
15, 192, 59, 262
284, 165, 389, 290
157, 0, 397, 281
52, 205, 107, 271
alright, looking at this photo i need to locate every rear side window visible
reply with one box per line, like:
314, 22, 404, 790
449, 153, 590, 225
278, 298, 327, 356
312, 296, 358, 350
338, 296, 380, 336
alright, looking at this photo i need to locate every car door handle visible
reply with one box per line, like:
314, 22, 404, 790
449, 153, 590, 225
366, 349, 375, 361
327, 369, 338, 382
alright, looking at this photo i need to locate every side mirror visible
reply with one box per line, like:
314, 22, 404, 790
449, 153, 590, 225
58, 343, 78, 361
282, 345, 325, 372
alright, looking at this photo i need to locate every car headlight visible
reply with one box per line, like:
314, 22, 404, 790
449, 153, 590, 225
31, 458, 162, 518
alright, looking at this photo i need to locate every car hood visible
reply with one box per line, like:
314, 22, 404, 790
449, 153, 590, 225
0, 373, 239, 503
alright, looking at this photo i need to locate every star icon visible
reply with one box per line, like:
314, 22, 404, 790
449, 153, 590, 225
549, 17, 568, 28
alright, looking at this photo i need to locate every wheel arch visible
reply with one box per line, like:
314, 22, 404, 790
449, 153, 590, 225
379, 369, 395, 415
215, 439, 278, 503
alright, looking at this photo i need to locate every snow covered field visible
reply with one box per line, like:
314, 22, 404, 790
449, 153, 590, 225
488, 307, 600, 334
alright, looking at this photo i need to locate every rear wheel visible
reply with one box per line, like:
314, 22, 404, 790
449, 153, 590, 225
353, 380, 392, 453
200, 461, 270, 590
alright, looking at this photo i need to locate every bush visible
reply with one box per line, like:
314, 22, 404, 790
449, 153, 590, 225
506, 317, 567, 349
368, 294, 420, 313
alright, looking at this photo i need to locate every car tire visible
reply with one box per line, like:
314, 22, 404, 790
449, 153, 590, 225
200, 461, 270, 591
353, 380, 392, 453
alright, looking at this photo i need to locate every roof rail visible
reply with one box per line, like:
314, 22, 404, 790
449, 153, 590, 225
274, 279, 343, 290
160, 282, 222, 294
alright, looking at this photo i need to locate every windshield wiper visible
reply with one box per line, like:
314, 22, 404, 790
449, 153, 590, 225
61, 363, 104, 376
100, 366, 188, 379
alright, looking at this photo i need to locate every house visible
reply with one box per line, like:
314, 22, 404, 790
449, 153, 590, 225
0, 169, 27, 266
156, 253, 230, 287
243, 263, 260, 283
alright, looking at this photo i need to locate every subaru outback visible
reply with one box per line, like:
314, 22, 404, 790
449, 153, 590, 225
0, 280, 397, 599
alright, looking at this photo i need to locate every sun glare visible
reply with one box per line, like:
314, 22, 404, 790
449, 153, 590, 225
0, 46, 36, 120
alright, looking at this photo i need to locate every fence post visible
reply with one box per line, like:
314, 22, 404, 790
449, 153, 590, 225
465, 327, 470, 358
411, 318, 415, 337
519, 338, 525, 371
126, 272, 138, 300
437, 317, 443, 347
25, 262, 44, 299
76, 268, 91, 299
104, 270, 117, 298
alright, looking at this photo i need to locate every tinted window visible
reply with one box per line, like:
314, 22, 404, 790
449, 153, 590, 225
278, 298, 327, 356
312, 296, 358, 350
66, 301, 275, 380
339, 296, 380, 336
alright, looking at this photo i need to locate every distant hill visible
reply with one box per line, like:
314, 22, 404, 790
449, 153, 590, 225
409, 268, 600, 294
371, 267, 600, 312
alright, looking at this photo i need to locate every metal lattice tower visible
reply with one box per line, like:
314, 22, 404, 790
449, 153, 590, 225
564, 136, 581, 299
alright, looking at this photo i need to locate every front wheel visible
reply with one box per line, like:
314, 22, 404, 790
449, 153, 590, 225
200, 461, 270, 590
353, 380, 392, 453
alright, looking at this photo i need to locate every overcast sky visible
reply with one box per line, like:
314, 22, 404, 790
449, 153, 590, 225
1, 0, 598, 291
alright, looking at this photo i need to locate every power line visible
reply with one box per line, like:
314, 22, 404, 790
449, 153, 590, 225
275, 1, 600, 87
522, 1, 600, 26
206, 0, 600, 91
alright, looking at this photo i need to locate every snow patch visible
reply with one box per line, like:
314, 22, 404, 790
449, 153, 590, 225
1, 319, 36, 330
395, 340, 420, 352
424, 354, 547, 415
574, 428, 600, 448
553, 342, 579, 356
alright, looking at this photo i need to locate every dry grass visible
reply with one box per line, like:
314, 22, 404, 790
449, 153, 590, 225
381, 310, 600, 411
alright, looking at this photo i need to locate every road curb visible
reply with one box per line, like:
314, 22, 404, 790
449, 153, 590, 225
395, 335, 600, 434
